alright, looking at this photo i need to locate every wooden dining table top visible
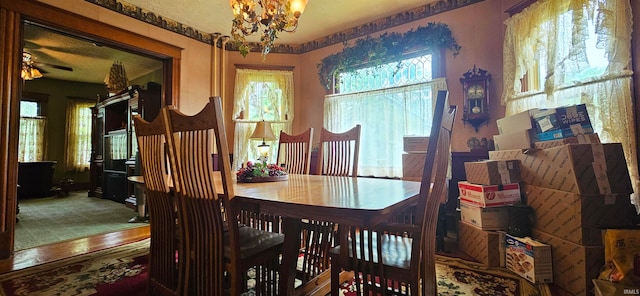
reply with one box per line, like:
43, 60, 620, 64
130, 173, 422, 225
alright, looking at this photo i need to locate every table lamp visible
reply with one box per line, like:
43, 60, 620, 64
250, 120, 275, 162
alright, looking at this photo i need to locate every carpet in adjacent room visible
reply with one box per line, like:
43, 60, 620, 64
15, 191, 145, 250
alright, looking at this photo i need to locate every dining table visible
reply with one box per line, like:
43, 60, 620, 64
129, 173, 422, 295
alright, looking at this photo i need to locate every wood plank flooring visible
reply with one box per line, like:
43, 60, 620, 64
0, 225, 150, 274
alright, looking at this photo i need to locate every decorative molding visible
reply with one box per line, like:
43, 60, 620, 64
85, 0, 484, 54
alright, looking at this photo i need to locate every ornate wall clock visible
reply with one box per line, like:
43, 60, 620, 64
460, 65, 491, 132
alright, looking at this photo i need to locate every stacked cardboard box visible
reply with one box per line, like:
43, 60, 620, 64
401, 136, 428, 181
489, 107, 636, 295
493, 104, 599, 151
457, 159, 522, 267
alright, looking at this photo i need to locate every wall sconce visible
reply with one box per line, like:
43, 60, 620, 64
250, 120, 275, 162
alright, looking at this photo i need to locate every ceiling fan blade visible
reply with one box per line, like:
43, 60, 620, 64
33, 62, 73, 72
34, 66, 49, 74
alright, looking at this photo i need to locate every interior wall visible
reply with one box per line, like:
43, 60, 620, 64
40, 0, 213, 110
296, 0, 505, 152
22, 78, 104, 185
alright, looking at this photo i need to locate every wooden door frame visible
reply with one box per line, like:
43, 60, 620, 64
0, 0, 181, 260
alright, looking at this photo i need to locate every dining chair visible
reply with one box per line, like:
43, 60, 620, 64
275, 128, 313, 174
329, 91, 456, 295
237, 128, 315, 234
162, 97, 284, 295
290, 125, 361, 289
316, 125, 361, 177
132, 113, 184, 296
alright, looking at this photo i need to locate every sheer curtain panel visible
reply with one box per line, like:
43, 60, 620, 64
502, 0, 638, 210
324, 78, 447, 178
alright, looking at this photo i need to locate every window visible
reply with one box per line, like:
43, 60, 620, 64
503, 0, 638, 209
18, 100, 47, 162
232, 69, 294, 169
64, 99, 94, 171
325, 53, 447, 177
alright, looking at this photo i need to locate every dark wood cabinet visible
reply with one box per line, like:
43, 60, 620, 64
89, 83, 161, 203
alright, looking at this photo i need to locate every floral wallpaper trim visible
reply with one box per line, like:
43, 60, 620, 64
84, 0, 484, 54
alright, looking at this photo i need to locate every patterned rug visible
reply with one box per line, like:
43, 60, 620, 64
0, 239, 149, 296
0, 239, 549, 296
337, 255, 549, 296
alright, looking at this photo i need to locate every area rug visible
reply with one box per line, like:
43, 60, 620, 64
0, 239, 149, 296
0, 238, 550, 296
337, 255, 550, 296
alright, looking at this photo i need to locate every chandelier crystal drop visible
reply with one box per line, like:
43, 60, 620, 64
229, 0, 308, 58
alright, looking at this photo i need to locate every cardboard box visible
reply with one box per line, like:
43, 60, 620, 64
533, 229, 604, 296
525, 184, 636, 246
457, 221, 503, 267
505, 233, 553, 284
489, 143, 633, 195
459, 202, 510, 230
532, 104, 592, 134
402, 153, 425, 181
458, 181, 521, 207
464, 159, 521, 185
533, 133, 601, 149
496, 109, 538, 135
493, 129, 535, 150
403, 136, 429, 153
535, 124, 594, 141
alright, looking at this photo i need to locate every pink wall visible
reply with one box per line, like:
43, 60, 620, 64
296, 0, 506, 151
46, 0, 622, 154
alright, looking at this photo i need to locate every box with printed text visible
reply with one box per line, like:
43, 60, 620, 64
459, 202, 510, 230
489, 143, 633, 195
533, 229, 604, 296
532, 133, 601, 149
458, 181, 521, 207
505, 233, 553, 284
403, 136, 429, 153
525, 184, 636, 246
458, 221, 504, 267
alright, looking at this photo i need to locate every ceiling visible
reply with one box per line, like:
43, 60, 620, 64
22, 0, 437, 84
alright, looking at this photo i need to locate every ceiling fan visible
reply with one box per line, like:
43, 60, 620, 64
22, 52, 73, 80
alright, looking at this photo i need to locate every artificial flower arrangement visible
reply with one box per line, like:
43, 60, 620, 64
236, 161, 288, 183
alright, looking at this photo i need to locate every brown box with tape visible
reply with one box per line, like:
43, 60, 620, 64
489, 143, 633, 195
403, 136, 429, 153
457, 221, 503, 267
532, 229, 604, 296
464, 159, 521, 185
525, 184, 636, 246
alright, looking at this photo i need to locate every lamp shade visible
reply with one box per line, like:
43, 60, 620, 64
250, 120, 276, 140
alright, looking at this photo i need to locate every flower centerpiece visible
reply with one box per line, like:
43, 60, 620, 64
236, 161, 288, 183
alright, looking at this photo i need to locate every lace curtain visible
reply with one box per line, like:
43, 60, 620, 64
65, 100, 94, 171
18, 117, 46, 162
232, 69, 294, 169
324, 78, 448, 177
503, 0, 639, 210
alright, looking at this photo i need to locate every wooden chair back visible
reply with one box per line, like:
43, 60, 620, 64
132, 113, 183, 296
316, 125, 361, 177
275, 128, 313, 174
161, 97, 233, 296
418, 91, 456, 295
336, 91, 456, 295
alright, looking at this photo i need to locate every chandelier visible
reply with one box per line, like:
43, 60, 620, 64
21, 52, 43, 80
229, 0, 308, 58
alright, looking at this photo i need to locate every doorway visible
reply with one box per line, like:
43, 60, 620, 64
0, 0, 182, 259
17, 23, 164, 251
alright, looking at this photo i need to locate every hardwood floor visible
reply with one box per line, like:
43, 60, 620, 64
0, 225, 150, 274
